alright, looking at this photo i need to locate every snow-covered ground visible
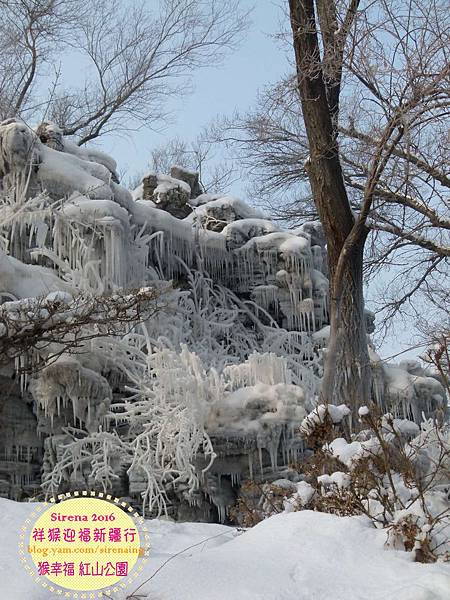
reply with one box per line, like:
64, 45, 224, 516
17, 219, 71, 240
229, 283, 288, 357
1, 498, 449, 600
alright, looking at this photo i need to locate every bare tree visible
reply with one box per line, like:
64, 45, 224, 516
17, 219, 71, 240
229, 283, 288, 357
0, 0, 248, 144
285, 0, 370, 418
211, 0, 449, 418
0, 0, 81, 118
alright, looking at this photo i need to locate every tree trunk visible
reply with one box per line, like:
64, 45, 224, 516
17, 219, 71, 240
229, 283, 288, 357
288, 0, 371, 417
322, 235, 371, 421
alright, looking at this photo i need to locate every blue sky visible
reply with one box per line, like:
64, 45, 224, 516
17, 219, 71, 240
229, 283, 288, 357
101, 1, 288, 184
89, 0, 422, 363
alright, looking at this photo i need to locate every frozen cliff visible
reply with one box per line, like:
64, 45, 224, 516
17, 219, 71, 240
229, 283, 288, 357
0, 119, 447, 521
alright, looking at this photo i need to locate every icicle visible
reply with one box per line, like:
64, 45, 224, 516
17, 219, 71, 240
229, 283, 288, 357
217, 504, 225, 523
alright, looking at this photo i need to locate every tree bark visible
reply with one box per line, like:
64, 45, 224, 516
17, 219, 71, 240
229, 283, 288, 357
288, 0, 371, 417
322, 235, 371, 422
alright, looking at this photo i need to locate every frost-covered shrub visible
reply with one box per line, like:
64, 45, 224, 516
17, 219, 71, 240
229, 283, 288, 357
230, 404, 449, 562
38, 270, 317, 516
290, 405, 450, 562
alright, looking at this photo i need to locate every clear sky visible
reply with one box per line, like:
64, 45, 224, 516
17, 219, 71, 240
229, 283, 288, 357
91, 0, 422, 364
101, 0, 288, 184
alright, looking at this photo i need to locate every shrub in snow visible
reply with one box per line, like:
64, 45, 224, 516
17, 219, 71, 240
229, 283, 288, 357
230, 479, 300, 527
228, 404, 449, 562
292, 405, 450, 562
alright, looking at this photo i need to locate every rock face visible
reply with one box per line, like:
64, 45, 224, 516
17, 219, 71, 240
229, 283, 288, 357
139, 165, 203, 219
142, 173, 192, 218
0, 119, 447, 520
0, 372, 42, 501
170, 165, 203, 199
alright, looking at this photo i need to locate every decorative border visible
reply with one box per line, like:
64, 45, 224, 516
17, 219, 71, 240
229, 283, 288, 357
18, 490, 150, 599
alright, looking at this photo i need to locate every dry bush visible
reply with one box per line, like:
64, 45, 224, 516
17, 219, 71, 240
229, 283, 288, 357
303, 406, 450, 562
230, 480, 294, 527
0, 285, 169, 371
230, 403, 450, 563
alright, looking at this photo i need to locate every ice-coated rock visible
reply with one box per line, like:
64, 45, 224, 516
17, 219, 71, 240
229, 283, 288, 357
0, 121, 446, 519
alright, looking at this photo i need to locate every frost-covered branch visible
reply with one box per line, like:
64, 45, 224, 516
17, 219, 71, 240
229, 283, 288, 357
0, 285, 169, 368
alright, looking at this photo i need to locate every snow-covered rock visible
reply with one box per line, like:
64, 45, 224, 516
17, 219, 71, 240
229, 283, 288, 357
0, 120, 446, 520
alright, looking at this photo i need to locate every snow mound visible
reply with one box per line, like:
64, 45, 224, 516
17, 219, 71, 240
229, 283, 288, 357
3, 498, 449, 600
145, 511, 450, 600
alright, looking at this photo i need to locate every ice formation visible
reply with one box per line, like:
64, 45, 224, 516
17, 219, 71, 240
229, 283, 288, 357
0, 118, 447, 521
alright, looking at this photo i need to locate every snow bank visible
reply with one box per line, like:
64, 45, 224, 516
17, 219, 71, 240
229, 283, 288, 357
135, 511, 450, 600
2, 498, 449, 600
